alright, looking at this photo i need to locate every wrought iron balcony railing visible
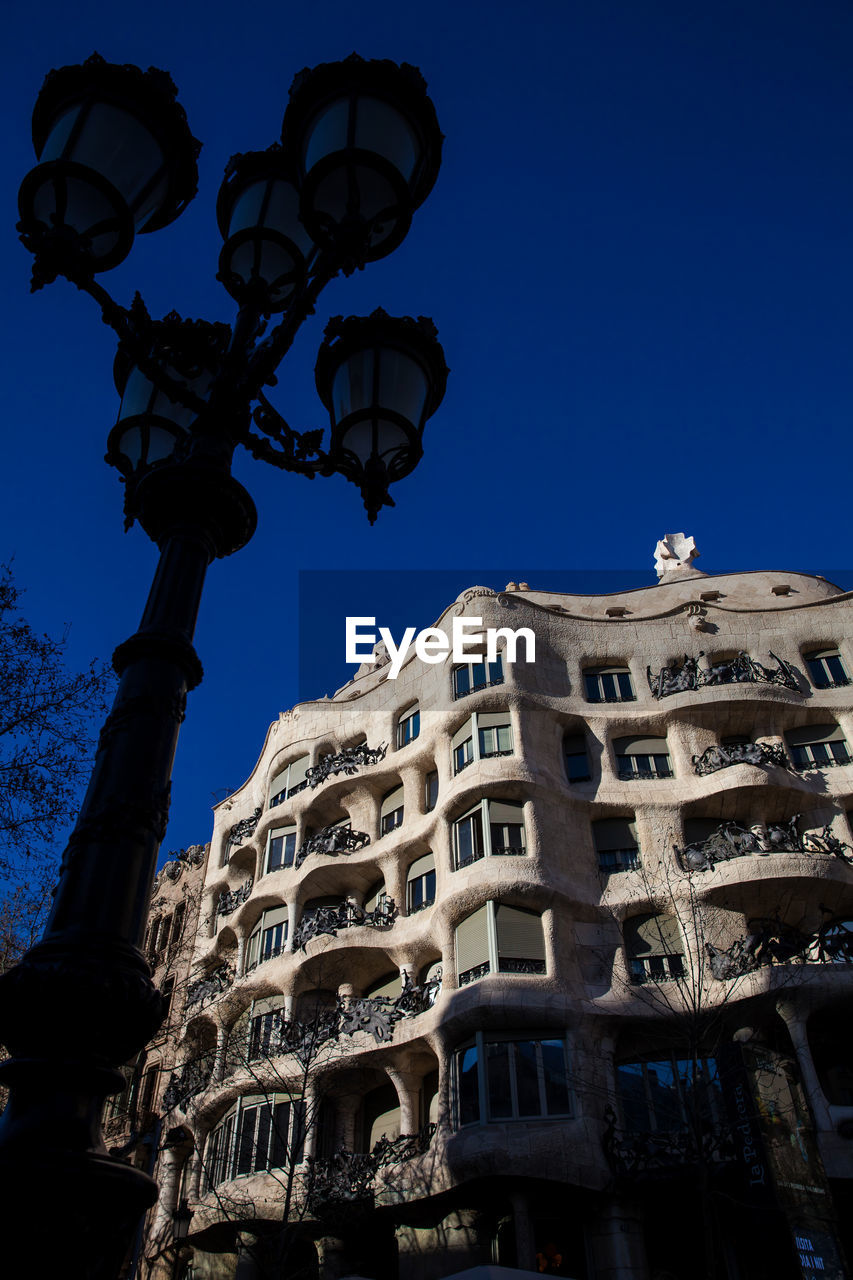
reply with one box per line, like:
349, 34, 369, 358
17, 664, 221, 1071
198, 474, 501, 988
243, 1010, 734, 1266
305, 742, 387, 789
294, 823, 371, 868
291, 895, 397, 951
602, 1106, 736, 1179
676, 817, 851, 873
706, 914, 853, 980
185, 961, 235, 1010
692, 740, 789, 776
216, 877, 253, 916
307, 1123, 437, 1213
648, 651, 799, 700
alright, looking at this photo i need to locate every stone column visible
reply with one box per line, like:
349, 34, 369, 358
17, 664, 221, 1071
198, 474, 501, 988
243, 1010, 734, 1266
148, 1144, 183, 1238
777, 999, 833, 1131
386, 1066, 421, 1133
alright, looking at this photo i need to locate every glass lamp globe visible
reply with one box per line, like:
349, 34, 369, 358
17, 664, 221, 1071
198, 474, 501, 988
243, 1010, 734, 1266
281, 55, 442, 266
315, 309, 448, 522
18, 53, 199, 274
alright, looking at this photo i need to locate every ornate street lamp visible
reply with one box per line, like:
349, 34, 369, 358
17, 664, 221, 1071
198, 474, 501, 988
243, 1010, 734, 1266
0, 50, 446, 1279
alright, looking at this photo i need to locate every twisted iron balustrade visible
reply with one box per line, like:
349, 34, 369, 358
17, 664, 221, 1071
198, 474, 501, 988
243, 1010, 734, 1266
291, 896, 398, 951
216, 878, 253, 917
295, 824, 371, 868
692, 741, 789, 776
706, 913, 853, 980
185, 962, 235, 1010
648, 651, 799, 699
676, 817, 851, 872
305, 743, 387, 789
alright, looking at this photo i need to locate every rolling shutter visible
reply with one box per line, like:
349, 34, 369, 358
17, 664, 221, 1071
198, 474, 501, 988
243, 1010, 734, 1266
456, 905, 490, 976
495, 904, 545, 962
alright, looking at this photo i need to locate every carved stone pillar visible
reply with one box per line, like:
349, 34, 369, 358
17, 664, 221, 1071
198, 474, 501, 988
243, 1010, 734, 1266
776, 999, 833, 1131
148, 1144, 183, 1238
386, 1065, 420, 1133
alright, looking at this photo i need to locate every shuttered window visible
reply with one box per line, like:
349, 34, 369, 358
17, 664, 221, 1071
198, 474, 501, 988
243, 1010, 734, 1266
397, 704, 420, 748
407, 852, 436, 913
269, 754, 310, 807
456, 904, 491, 984
380, 785, 404, 835
452, 654, 504, 699
593, 817, 640, 873
266, 825, 297, 874
456, 900, 546, 985
249, 994, 284, 1060
624, 913, 684, 983
453, 798, 526, 870
246, 906, 288, 972
805, 649, 850, 691
452, 711, 513, 775
614, 735, 672, 781
564, 732, 591, 783
584, 665, 635, 704
785, 723, 851, 771
495, 904, 546, 973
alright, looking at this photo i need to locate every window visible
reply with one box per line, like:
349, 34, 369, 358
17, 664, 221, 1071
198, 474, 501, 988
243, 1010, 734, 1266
246, 906, 288, 972
407, 853, 436, 913
805, 648, 850, 690
455, 900, 546, 985
623, 913, 684, 983
380, 785, 404, 835
365, 970, 403, 1000
204, 1094, 305, 1189
425, 770, 439, 812
140, 1063, 159, 1115
172, 902, 186, 947
455, 1032, 571, 1126
364, 880, 389, 915
593, 818, 640, 873
397, 704, 420, 748
785, 724, 851, 771
614, 735, 672, 780
269, 755, 310, 807
160, 977, 175, 1020
616, 1056, 723, 1133
266, 825, 297, 874
564, 733, 591, 783
452, 653, 504, 700
584, 665, 635, 703
452, 711, 513, 775
453, 798, 526, 870
248, 995, 284, 1061
361, 1083, 401, 1152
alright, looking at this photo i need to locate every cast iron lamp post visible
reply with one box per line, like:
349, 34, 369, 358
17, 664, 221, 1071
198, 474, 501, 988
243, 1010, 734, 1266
0, 51, 447, 1278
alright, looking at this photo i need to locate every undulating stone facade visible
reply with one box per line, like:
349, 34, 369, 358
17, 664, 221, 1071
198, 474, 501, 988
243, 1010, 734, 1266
129, 549, 853, 1280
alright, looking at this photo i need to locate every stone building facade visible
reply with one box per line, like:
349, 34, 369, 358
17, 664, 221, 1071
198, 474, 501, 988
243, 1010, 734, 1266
136, 547, 853, 1280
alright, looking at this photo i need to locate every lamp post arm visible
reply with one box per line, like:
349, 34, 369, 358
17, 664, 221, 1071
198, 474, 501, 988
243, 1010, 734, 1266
244, 251, 337, 396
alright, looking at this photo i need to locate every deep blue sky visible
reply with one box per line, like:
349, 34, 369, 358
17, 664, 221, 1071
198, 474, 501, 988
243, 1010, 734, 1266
3, 0, 853, 862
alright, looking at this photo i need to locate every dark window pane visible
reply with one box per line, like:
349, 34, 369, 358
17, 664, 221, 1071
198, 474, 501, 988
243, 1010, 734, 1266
541, 1040, 570, 1114
236, 1107, 257, 1175
458, 1046, 480, 1125
271, 1101, 291, 1167
565, 752, 590, 782
514, 1041, 542, 1117
486, 1041, 513, 1119
585, 674, 600, 702
254, 1104, 272, 1171
617, 1063, 649, 1131
646, 1061, 684, 1131
454, 667, 471, 696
